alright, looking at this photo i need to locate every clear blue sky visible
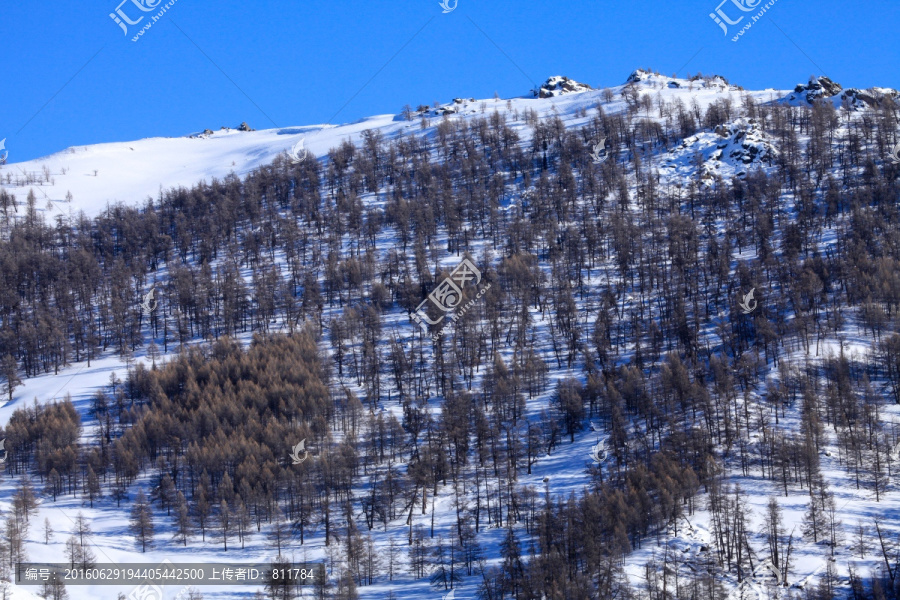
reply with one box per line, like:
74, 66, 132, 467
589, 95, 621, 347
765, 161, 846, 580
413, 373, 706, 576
2, 0, 898, 162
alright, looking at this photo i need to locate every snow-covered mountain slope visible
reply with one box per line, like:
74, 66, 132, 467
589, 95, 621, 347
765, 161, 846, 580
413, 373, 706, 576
3, 69, 900, 600
2, 70, 796, 218
2, 120, 381, 218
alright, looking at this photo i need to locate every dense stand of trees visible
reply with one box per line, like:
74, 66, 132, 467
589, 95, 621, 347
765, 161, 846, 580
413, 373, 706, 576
0, 71, 900, 598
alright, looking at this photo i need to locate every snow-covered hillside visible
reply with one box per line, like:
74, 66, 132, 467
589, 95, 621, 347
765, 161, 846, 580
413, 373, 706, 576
2, 69, 900, 600
3, 70, 791, 219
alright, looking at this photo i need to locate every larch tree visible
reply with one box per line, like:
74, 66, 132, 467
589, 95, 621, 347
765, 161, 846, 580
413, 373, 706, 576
128, 489, 155, 553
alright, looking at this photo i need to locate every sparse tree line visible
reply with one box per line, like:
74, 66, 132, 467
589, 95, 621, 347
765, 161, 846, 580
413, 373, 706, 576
0, 70, 898, 598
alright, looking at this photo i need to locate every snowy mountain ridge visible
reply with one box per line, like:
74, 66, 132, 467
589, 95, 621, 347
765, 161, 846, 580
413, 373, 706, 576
0, 69, 819, 220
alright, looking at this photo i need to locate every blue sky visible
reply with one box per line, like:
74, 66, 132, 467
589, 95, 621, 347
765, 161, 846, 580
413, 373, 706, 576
2, 0, 898, 162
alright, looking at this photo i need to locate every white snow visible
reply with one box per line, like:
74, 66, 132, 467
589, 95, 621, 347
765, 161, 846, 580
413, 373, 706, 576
1, 69, 898, 599
2, 70, 788, 220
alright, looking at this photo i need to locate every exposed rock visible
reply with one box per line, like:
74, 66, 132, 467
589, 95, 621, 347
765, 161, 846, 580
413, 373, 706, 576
706, 75, 730, 89
789, 75, 899, 109
794, 76, 843, 103
838, 86, 900, 109
719, 120, 776, 165
538, 76, 592, 98
238, 122, 255, 132
666, 118, 777, 185
627, 69, 653, 83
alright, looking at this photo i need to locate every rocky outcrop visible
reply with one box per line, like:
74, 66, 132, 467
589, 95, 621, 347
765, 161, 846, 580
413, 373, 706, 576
793, 76, 843, 103
537, 76, 592, 98
664, 118, 778, 184
626, 69, 654, 83
789, 76, 899, 109
837, 87, 900, 109
711, 119, 777, 166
